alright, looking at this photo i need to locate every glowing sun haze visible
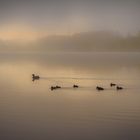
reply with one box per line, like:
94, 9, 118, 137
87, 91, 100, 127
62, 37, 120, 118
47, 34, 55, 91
0, 21, 88, 41
0, 24, 42, 41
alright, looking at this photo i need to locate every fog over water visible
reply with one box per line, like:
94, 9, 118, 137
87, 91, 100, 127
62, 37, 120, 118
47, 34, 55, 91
0, 0, 140, 139
0, 31, 140, 52
0, 52, 140, 140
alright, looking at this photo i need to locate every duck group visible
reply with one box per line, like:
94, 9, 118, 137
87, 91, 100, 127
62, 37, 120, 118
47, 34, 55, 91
50, 83, 123, 91
31, 74, 123, 91
96, 83, 123, 91
51, 85, 61, 90
110, 83, 123, 90
50, 84, 79, 91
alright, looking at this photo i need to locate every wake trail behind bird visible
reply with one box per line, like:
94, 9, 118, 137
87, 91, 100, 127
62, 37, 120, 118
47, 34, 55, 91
40, 77, 140, 81
41, 77, 117, 80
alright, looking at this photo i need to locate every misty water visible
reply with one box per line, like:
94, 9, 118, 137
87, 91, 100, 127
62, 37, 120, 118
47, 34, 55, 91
0, 52, 140, 140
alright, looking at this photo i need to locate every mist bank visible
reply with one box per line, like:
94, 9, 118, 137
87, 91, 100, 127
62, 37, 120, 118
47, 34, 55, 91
0, 31, 140, 52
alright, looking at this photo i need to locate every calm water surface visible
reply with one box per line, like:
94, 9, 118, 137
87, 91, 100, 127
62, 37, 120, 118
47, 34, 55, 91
0, 52, 140, 140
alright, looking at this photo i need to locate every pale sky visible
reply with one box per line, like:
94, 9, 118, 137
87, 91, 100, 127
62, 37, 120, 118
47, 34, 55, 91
0, 0, 140, 40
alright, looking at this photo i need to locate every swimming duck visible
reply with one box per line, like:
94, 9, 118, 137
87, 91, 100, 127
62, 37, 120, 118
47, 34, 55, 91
110, 83, 116, 87
96, 86, 104, 91
73, 84, 79, 88
116, 86, 123, 90
32, 74, 40, 80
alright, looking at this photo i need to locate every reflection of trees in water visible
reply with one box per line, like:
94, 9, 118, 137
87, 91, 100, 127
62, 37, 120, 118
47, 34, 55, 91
0, 53, 140, 78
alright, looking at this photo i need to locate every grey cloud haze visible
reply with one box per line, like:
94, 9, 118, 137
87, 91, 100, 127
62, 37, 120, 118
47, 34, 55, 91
0, 0, 140, 34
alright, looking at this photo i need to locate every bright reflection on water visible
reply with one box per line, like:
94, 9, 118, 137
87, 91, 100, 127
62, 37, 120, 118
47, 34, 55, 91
0, 52, 140, 140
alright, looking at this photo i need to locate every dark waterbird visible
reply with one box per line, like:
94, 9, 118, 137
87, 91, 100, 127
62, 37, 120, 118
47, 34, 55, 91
73, 84, 79, 88
96, 86, 104, 91
110, 83, 116, 87
32, 74, 40, 81
116, 86, 123, 90
51, 85, 61, 90
51, 86, 56, 90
